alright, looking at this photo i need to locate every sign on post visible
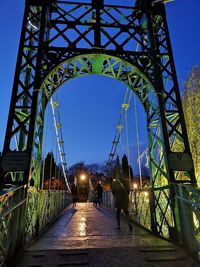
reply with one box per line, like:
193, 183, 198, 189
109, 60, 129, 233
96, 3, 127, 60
168, 152, 193, 171
1, 152, 29, 172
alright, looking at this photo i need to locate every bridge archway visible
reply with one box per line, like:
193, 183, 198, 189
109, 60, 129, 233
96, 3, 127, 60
1, 0, 196, 241
35, 53, 174, 238
41, 53, 163, 186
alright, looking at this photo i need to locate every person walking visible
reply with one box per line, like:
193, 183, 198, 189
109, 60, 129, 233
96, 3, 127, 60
112, 177, 133, 231
96, 181, 103, 207
71, 182, 78, 207
92, 188, 98, 207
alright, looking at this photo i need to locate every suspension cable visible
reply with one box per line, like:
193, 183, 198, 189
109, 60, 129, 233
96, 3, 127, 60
125, 91, 133, 170
41, 103, 50, 190
49, 130, 54, 190
50, 97, 71, 192
54, 133, 58, 190
124, 105, 131, 187
107, 89, 128, 172
107, 88, 133, 177
107, 71, 143, 183
133, 93, 142, 189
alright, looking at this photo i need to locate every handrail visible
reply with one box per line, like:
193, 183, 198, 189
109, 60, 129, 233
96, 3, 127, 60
0, 199, 26, 220
0, 185, 25, 201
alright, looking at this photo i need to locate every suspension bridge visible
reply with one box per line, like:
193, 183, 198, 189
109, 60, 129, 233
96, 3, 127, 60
0, 0, 200, 266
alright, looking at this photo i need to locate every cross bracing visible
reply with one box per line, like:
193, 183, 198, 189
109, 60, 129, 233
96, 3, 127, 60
1, 0, 196, 246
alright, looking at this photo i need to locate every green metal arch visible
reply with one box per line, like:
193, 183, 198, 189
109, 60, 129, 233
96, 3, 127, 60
41, 53, 155, 110
37, 53, 175, 240
39, 53, 167, 189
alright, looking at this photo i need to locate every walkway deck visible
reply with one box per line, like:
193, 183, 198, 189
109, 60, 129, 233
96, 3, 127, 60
17, 203, 199, 267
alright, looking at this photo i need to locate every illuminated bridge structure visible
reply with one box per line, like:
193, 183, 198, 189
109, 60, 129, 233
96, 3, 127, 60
0, 0, 200, 266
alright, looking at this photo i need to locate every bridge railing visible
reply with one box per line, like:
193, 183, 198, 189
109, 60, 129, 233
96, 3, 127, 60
25, 188, 71, 244
0, 186, 71, 267
129, 189, 153, 231
0, 186, 26, 267
103, 185, 200, 260
102, 189, 153, 231
102, 190, 115, 209
173, 183, 200, 258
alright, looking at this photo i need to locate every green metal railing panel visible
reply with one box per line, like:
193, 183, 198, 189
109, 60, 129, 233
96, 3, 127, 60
153, 187, 175, 239
25, 189, 39, 243
103, 185, 200, 260
102, 189, 151, 231
0, 187, 71, 267
129, 189, 151, 231
102, 190, 115, 209
174, 184, 200, 256
38, 190, 70, 233
25, 189, 71, 239
0, 186, 26, 266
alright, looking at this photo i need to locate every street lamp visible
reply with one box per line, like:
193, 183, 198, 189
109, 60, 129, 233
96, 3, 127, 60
133, 183, 138, 189
80, 174, 86, 181
79, 173, 88, 202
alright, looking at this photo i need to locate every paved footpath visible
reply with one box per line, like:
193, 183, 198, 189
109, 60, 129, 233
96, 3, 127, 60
17, 203, 199, 267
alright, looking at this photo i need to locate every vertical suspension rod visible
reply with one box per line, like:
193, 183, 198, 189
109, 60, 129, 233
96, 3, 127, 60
50, 97, 71, 192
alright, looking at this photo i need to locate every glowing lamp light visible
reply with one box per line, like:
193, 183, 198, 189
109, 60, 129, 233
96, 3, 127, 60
133, 183, 138, 189
80, 174, 86, 181
144, 191, 149, 197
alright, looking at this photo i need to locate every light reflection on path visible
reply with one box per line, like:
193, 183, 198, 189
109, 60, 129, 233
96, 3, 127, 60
78, 215, 87, 237
27, 203, 174, 251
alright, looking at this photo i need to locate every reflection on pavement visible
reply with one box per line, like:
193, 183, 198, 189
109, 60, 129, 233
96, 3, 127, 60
79, 216, 86, 237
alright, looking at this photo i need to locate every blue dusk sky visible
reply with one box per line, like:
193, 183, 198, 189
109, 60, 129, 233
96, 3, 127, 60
0, 0, 199, 173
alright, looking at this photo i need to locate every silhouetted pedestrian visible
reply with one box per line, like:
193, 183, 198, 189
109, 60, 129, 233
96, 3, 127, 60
93, 189, 98, 207
96, 181, 103, 207
71, 183, 78, 207
112, 177, 133, 231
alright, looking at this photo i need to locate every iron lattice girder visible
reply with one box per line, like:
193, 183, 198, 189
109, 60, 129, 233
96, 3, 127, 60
48, 3, 147, 49
42, 1, 189, 159
1, 0, 196, 244
2, 0, 195, 182
42, 54, 150, 103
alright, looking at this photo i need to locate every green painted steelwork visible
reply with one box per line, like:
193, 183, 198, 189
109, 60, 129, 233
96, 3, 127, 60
40, 53, 181, 239
0, 186, 26, 266
0, 0, 197, 263
0, 186, 71, 266
103, 188, 200, 260
130, 189, 152, 232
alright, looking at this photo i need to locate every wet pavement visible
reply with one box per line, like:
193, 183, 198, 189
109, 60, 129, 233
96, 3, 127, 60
17, 203, 200, 267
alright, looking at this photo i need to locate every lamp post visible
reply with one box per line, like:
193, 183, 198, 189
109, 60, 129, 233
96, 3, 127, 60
133, 183, 138, 217
78, 173, 88, 202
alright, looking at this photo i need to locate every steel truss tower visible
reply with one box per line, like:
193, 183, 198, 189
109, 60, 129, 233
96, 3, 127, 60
1, 0, 196, 239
